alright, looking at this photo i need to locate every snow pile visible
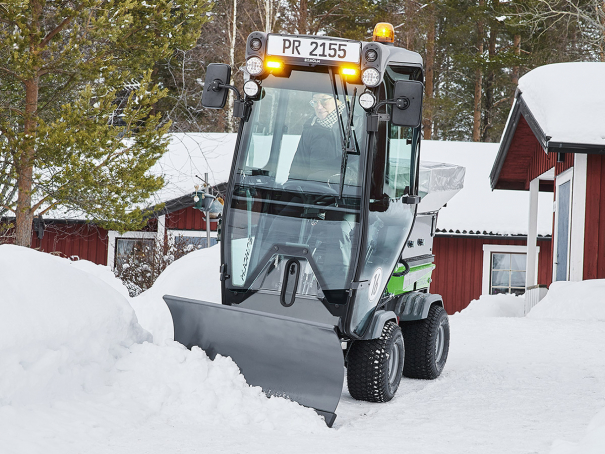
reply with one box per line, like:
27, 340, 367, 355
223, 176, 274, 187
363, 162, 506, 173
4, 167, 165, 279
69, 258, 131, 299
0, 245, 326, 452
519, 62, 605, 146
528, 280, 605, 321
0, 245, 150, 406
458, 293, 525, 318
551, 406, 605, 454
130, 244, 222, 344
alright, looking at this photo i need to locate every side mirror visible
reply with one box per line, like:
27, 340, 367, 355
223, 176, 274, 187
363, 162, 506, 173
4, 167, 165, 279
202, 63, 232, 109
391, 80, 423, 128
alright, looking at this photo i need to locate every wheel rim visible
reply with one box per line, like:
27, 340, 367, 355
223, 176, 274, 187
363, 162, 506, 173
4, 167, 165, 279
388, 341, 401, 386
435, 321, 445, 363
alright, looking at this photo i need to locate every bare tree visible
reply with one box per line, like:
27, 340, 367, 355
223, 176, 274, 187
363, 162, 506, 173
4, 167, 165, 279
518, 0, 605, 61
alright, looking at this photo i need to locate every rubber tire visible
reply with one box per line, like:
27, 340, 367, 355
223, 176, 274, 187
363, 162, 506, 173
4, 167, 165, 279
347, 321, 404, 402
401, 304, 450, 379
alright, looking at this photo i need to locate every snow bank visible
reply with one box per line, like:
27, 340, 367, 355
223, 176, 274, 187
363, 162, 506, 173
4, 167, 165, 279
550, 406, 605, 454
69, 258, 131, 299
457, 293, 525, 318
130, 244, 221, 344
0, 245, 150, 406
528, 280, 605, 321
518, 62, 605, 146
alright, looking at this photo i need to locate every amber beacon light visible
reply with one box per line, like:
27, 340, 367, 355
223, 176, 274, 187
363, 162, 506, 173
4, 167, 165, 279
373, 22, 395, 43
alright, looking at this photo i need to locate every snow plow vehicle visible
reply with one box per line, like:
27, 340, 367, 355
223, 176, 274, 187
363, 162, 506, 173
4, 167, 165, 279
164, 23, 464, 427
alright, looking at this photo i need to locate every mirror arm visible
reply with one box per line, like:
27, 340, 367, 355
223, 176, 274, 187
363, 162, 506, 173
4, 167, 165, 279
210, 79, 250, 119
210, 79, 243, 103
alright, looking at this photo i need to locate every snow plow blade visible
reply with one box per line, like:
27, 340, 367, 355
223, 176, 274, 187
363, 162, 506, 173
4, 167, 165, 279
163, 295, 345, 427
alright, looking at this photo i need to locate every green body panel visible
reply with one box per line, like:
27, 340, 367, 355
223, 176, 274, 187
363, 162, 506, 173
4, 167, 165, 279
387, 263, 435, 296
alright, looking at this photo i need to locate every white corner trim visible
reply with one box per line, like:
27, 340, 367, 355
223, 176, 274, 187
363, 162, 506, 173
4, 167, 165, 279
481, 244, 540, 296
157, 215, 166, 249
107, 230, 157, 271
570, 154, 587, 281
526, 177, 540, 288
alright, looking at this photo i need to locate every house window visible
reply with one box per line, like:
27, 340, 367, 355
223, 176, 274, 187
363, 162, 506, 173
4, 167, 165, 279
115, 238, 155, 269
167, 230, 218, 252
490, 252, 526, 295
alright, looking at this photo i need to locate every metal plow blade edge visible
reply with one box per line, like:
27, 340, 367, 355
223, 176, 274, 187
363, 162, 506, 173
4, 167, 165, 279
163, 295, 345, 427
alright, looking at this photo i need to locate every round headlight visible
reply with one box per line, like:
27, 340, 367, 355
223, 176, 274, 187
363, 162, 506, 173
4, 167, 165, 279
365, 49, 378, 62
359, 92, 376, 110
362, 68, 381, 87
250, 38, 262, 51
246, 57, 263, 76
243, 80, 260, 98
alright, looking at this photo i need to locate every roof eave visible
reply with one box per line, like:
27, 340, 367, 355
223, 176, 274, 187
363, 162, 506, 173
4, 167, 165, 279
490, 94, 548, 190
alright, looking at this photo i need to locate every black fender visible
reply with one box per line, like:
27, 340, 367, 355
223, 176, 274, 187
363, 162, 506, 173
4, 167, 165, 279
396, 292, 444, 322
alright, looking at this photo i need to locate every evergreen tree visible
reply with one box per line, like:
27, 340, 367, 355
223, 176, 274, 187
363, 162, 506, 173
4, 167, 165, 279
0, 0, 210, 247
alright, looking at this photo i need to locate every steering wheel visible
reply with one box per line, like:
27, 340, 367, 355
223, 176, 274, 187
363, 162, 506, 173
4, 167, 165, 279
281, 178, 340, 207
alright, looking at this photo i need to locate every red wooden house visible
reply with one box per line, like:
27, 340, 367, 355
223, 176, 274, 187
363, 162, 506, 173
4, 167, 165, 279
489, 62, 605, 310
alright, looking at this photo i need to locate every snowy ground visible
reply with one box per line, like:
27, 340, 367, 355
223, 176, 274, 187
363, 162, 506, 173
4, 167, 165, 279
1, 245, 604, 453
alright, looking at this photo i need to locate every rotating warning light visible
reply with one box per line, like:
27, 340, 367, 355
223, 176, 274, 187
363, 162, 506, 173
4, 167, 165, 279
373, 22, 395, 43
266, 60, 282, 69
246, 57, 263, 75
341, 67, 358, 76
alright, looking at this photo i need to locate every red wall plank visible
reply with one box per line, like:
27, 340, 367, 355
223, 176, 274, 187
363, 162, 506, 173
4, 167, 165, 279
583, 154, 601, 279
166, 207, 217, 231
33, 223, 109, 265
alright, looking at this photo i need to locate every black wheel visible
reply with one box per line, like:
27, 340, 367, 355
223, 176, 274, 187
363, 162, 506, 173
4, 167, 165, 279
346, 321, 404, 402
401, 304, 450, 379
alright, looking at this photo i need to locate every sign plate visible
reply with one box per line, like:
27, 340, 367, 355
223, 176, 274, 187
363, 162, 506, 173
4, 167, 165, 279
266, 35, 361, 64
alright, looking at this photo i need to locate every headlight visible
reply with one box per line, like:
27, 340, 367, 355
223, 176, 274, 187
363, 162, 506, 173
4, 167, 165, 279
246, 57, 263, 76
362, 68, 381, 87
243, 80, 260, 98
365, 49, 378, 62
250, 38, 262, 51
359, 92, 377, 110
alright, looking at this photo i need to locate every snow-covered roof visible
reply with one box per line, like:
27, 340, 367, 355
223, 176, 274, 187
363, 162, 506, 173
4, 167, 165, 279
148, 133, 236, 204
517, 62, 605, 147
42, 133, 236, 221
421, 141, 553, 236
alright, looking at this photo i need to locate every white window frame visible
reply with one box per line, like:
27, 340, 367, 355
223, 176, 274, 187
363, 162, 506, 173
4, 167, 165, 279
107, 231, 157, 271
166, 229, 217, 248
553, 167, 574, 282
482, 244, 540, 296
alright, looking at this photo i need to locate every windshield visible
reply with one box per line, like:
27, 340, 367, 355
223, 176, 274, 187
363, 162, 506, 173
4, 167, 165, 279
225, 68, 367, 305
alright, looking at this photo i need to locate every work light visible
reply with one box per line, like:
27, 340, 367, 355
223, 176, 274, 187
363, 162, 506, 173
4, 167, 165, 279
246, 57, 263, 76
362, 68, 380, 87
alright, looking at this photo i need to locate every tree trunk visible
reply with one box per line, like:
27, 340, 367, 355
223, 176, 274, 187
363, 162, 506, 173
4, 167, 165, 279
423, 4, 436, 140
265, 0, 272, 32
511, 34, 521, 85
472, 0, 484, 143
15, 77, 39, 247
226, 0, 237, 133
600, 1, 605, 62
511, 33, 521, 105
298, 0, 308, 34
482, 25, 497, 142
